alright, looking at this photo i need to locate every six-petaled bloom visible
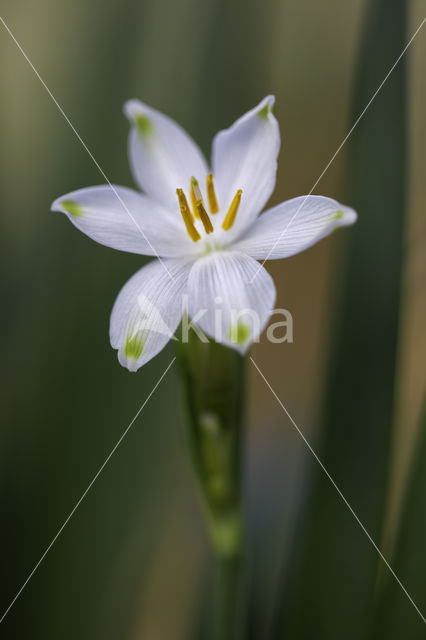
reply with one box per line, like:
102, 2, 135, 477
52, 96, 357, 371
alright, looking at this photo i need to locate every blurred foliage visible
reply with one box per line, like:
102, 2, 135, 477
373, 400, 426, 638
271, 1, 426, 640
273, 0, 408, 637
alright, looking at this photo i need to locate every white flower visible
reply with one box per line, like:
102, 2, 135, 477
52, 96, 357, 371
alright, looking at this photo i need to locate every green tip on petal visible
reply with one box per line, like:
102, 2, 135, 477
135, 113, 153, 138
330, 210, 345, 221
228, 322, 251, 345
329, 212, 347, 235
61, 200, 83, 217
124, 333, 144, 360
258, 103, 273, 120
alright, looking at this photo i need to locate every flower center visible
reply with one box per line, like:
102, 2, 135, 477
176, 174, 242, 242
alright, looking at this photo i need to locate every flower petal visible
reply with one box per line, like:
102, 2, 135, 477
110, 258, 191, 371
187, 251, 276, 353
233, 196, 357, 259
51, 185, 198, 257
212, 96, 280, 240
124, 100, 209, 209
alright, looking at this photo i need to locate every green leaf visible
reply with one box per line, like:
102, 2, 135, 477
272, 0, 407, 637
372, 400, 426, 637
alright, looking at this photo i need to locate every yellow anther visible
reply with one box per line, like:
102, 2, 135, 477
206, 174, 219, 214
191, 176, 213, 234
222, 189, 243, 231
191, 176, 203, 201
176, 189, 201, 242
195, 200, 214, 235
189, 178, 201, 218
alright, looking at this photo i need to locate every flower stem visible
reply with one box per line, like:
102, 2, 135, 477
214, 549, 244, 640
176, 328, 246, 640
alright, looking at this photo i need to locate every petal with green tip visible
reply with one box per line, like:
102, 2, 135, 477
110, 257, 192, 371
187, 250, 276, 354
233, 195, 357, 260
212, 95, 280, 243
124, 99, 209, 210
51, 185, 198, 258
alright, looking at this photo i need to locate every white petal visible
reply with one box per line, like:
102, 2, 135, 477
124, 100, 209, 209
51, 185, 198, 257
211, 96, 280, 242
233, 196, 357, 260
110, 258, 191, 371
187, 251, 276, 354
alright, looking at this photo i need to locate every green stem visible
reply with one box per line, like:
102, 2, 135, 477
215, 551, 244, 640
176, 327, 245, 640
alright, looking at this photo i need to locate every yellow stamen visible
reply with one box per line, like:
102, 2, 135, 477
222, 190, 243, 231
206, 174, 219, 214
176, 189, 201, 242
190, 177, 201, 218
191, 176, 203, 201
191, 176, 213, 234
195, 200, 214, 234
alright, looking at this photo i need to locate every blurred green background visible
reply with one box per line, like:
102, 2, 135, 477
1, 0, 425, 638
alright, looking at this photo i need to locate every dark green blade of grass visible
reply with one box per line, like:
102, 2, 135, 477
372, 400, 426, 638
0, 1, 183, 639
272, 0, 407, 637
